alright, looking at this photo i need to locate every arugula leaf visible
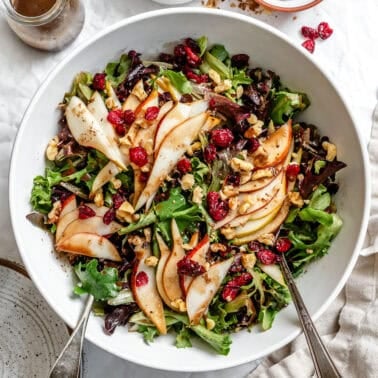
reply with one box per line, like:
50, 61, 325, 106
64, 72, 93, 103
201, 51, 231, 79
163, 70, 192, 94
137, 325, 159, 344
209, 44, 229, 62
175, 325, 193, 348
74, 259, 120, 301
105, 54, 132, 87
299, 207, 333, 226
196, 36, 208, 57
270, 91, 310, 125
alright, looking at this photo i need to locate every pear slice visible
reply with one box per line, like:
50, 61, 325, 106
56, 232, 122, 261
90, 161, 122, 198
65, 96, 126, 170
179, 235, 210, 297
87, 91, 117, 144
155, 234, 178, 310
106, 83, 122, 108
162, 220, 185, 306
186, 257, 234, 325
131, 241, 167, 334
258, 263, 286, 287
231, 198, 291, 245
60, 216, 121, 240
122, 93, 141, 111
136, 112, 208, 210
252, 121, 292, 168
60, 194, 77, 218
238, 167, 282, 193
128, 79, 147, 103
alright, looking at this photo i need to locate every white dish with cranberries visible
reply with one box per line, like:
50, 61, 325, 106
10, 8, 369, 371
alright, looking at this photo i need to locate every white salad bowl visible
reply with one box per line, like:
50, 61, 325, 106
9, 8, 370, 372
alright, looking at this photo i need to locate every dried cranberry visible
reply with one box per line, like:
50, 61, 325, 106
145, 106, 159, 121
158, 53, 174, 64
231, 54, 249, 68
184, 46, 201, 66
115, 124, 126, 136
124, 110, 136, 125
112, 193, 125, 210
177, 257, 205, 277
248, 138, 260, 153
221, 272, 253, 302
180, 94, 193, 103
286, 163, 300, 180
225, 173, 241, 187
130, 146, 148, 167
318, 22, 333, 40
78, 204, 96, 219
92, 73, 106, 91
103, 207, 115, 225
204, 144, 217, 163
302, 39, 315, 53
107, 109, 124, 126
256, 249, 277, 265
135, 271, 149, 287
211, 128, 234, 148
184, 38, 200, 53
177, 158, 192, 173
186, 70, 208, 84
275, 237, 292, 253
174, 44, 187, 58
248, 241, 264, 252
229, 255, 244, 273
301, 26, 319, 40
207, 192, 229, 221
221, 286, 240, 302
159, 92, 172, 105
209, 98, 216, 109
139, 171, 149, 183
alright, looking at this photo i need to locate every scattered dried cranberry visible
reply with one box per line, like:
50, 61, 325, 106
209, 98, 216, 109
115, 124, 126, 136
139, 171, 149, 183
92, 73, 106, 91
256, 249, 277, 265
225, 173, 241, 187
130, 146, 148, 167
275, 237, 292, 253
184, 38, 200, 53
177, 157, 192, 173
248, 241, 264, 252
318, 22, 333, 40
180, 94, 193, 103
286, 163, 301, 180
158, 52, 174, 64
177, 257, 205, 277
112, 193, 125, 209
135, 271, 149, 287
186, 70, 208, 84
184, 46, 201, 66
248, 138, 260, 153
145, 106, 159, 121
301, 26, 319, 40
302, 39, 315, 53
207, 192, 229, 221
107, 109, 124, 126
221, 272, 253, 302
78, 204, 96, 219
103, 207, 115, 225
174, 44, 186, 59
211, 128, 234, 148
124, 110, 136, 125
229, 255, 244, 273
204, 144, 217, 164
231, 54, 249, 68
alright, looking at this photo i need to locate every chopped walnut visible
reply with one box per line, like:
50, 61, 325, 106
117, 200, 135, 223
238, 199, 253, 215
208, 69, 221, 85
220, 185, 239, 199
145, 256, 158, 267
257, 233, 275, 246
228, 196, 239, 211
180, 173, 195, 190
128, 235, 144, 246
206, 318, 216, 330
221, 226, 236, 240
251, 145, 269, 166
236, 85, 244, 99
210, 243, 228, 253
230, 157, 254, 172
251, 167, 275, 181
241, 253, 256, 271
143, 228, 152, 243
186, 141, 202, 156
110, 178, 122, 190
247, 114, 258, 125
131, 79, 148, 101
214, 79, 232, 93
192, 186, 204, 204
322, 141, 337, 161
94, 190, 104, 207
46, 136, 59, 161
288, 191, 304, 208
171, 298, 187, 312
240, 171, 252, 184
47, 200, 62, 224
244, 121, 264, 139
105, 97, 116, 110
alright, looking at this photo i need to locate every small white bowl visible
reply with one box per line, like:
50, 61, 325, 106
255, 0, 322, 12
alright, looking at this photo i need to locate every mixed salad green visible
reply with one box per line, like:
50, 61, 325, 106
30, 36, 346, 355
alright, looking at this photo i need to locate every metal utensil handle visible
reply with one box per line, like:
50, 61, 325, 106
280, 256, 341, 378
49, 294, 94, 378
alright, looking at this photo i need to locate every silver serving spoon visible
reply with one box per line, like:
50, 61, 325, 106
279, 254, 341, 378
49, 294, 94, 378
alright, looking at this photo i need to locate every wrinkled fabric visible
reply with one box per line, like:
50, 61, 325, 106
1, 0, 377, 377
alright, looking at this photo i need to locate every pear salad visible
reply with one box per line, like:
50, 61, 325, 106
30, 37, 346, 355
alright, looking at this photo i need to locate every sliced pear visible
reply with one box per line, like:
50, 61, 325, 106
106, 83, 122, 108
179, 235, 210, 297
60, 194, 77, 218
201, 115, 221, 133
134, 89, 159, 117
129, 79, 147, 102
61, 216, 121, 240
65, 96, 126, 170
87, 91, 117, 144
136, 112, 208, 210
90, 161, 122, 198
258, 263, 286, 287
122, 93, 141, 111
162, 220, 185, 306
252, 121, 292, 168
155, 234, 178, 310
131, 241, 167, 334
56, 232, 122, 261
238, 167, 282, 193
186, 257, 234, 325
188, 99, 209, 117
231, 198, 291, 245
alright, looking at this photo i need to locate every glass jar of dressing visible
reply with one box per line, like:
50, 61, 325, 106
2, 0, 85, 51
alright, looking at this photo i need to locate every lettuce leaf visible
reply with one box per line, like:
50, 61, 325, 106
163, 70, 192, 94
105, 54, 132, 87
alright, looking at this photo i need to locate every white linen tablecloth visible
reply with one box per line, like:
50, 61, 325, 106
1, 0, 378, 377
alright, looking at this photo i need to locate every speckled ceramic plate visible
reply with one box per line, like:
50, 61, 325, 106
0, 259, 69, 377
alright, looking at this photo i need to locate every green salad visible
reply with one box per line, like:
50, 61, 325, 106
30, 36, 346, 355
